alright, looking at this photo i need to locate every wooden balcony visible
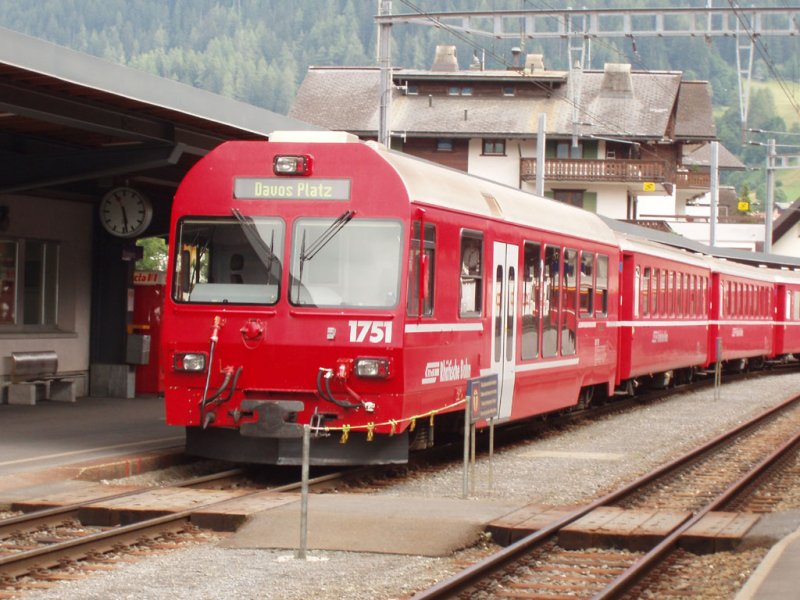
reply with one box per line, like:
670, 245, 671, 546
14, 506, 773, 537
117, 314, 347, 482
521, 158, 668, 183
675, 170, 711, 188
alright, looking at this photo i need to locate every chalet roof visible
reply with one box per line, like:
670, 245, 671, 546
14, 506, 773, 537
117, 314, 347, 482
674, 81, 717, 139
773, 197, 800, 242
290, 65, 711, 141
683, 143, 746, 170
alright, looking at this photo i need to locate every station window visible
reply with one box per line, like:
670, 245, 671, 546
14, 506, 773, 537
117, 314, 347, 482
579, 252, 594, 317
459, 231, 483, 318
482, 139, 506, 156
596, 254, 608, 317
502, 86, 515, 96
407, 221, 435, 317
406, 85, 419, 95
521, 242, 542, 360
448, 86, 460, 96
0, 238, 59, 328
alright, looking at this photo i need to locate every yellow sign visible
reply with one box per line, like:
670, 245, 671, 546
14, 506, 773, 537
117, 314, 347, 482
738, 201, 750, 212
642, 182, 656, 192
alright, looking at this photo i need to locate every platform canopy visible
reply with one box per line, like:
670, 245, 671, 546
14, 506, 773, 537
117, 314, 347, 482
0, 26, 316, 217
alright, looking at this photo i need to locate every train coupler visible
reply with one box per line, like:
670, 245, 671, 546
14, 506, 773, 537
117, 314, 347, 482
239, 400, 305, 438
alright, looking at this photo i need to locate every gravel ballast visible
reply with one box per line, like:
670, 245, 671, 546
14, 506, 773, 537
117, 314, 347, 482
17, 372, 800, 600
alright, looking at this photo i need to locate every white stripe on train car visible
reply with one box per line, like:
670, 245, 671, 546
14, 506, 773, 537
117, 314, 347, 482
404, 323, 484, 333
515, 357, 580, 372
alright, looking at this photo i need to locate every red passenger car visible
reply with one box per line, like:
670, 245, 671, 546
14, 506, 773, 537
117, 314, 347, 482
707, 259, 775, 370
616, 235, 711, 390
162, 132, 620, 465
774, 270, 800, 358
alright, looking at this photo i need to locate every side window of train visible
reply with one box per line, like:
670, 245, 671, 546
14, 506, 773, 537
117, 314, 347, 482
642, 267, 651, 317
794, 291, 800, 320
406, 221, 435, 317
579, 252, 594, 318
459, 231, 483, 317
596, 254, 608, 317
562, 248, 578, 355
521, 241, 541, 360
542, 245, 561, 358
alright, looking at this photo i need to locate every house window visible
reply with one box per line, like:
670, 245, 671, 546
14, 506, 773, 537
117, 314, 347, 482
502, 86, 515, 96
482, 139, 506, 156
553, 190, 585, 208
0, 238, 59, 327
436, 139, 454, 152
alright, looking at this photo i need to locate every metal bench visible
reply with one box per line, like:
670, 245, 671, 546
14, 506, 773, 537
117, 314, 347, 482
7, 351, 76, 404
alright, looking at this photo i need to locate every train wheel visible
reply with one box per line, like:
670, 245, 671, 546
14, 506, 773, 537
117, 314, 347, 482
577, 385, 594, 409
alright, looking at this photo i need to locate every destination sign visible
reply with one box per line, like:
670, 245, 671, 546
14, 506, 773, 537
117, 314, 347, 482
234, 178, 351, 201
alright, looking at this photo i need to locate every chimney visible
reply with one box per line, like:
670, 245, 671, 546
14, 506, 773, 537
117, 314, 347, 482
432, 45, 458, 72
601, 63, 633, 93
524, 54, 545, 74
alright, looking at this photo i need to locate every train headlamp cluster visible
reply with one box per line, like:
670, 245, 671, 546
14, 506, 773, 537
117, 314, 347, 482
273, 154, 312, 176
354, 357, 391, 379
173, 352, 206, 372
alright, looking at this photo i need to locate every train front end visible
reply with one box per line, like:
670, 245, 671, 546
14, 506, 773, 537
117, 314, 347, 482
162, 133, 410, 465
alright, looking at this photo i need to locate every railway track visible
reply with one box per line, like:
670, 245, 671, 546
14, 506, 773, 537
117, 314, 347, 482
413, 392, 800, 599
0, 466, 361, 594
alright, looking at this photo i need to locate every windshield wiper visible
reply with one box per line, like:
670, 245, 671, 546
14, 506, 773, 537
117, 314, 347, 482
231, 208, 279, 281
293, 210, 355, 303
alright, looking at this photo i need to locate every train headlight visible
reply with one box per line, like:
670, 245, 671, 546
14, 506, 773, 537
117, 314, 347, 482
354, 357, 391, 379
174, 352, 206, 372
273, 155, 312, 176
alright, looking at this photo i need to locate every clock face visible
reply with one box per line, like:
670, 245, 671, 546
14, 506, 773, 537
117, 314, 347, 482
99, 187, 153, 238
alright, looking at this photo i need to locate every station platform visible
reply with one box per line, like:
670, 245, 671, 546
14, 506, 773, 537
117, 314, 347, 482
0, 394, 183, 502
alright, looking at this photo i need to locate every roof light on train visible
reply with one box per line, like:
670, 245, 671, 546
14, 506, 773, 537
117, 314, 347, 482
273, 154, 312, 176
355, 357, 391, 379
173, 352, 206, 372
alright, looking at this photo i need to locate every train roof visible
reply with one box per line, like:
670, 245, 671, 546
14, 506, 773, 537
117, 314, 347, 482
365, 141, 619, 247
602, 216, 800, 270
616, 233, 710, 270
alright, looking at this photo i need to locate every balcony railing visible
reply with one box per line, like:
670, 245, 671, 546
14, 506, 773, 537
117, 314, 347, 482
675, 170, 711, 188
520, 158, 668, 183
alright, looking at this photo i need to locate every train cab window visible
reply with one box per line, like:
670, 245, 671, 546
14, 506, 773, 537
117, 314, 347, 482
579, 252, 594, 317
562, 248, 578, 355
289, 217, 402, 308
543, 245, 561, 358
173, 216, 284, 305
596, 254, 608, 317
522, 242, 542, 360
407, 221, 435, 317
642, 267, 651, 317
459, 231, 483, 317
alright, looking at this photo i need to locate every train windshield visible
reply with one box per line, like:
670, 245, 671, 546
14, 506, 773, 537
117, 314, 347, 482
172, 216, 284, 305
289, 217, 402, 308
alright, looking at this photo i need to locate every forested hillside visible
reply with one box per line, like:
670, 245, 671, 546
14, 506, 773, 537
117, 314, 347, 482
0, 0, 797, 201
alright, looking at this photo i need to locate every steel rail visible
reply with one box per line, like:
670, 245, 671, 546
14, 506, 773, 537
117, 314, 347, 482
0, 467, 246, 538
413, 393, 800, 598
593, 428, 800, 599
0, 467, 353, 580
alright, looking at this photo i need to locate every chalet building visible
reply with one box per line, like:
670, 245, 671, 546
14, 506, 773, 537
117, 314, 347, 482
290, 45, 743, 229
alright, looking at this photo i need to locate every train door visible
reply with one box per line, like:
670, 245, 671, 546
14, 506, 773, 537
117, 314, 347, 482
491, 242, 519, 419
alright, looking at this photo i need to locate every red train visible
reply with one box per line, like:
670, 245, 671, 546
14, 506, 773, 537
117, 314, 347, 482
162, 131, 800, 465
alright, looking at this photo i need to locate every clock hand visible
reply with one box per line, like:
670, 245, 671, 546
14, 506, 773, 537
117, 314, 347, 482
120, 205, 129, 232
